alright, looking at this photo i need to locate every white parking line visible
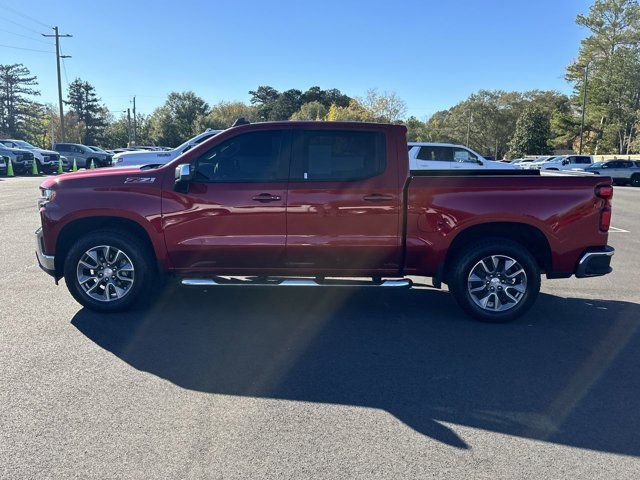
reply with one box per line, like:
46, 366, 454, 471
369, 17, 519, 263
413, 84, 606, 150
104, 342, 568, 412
609, 226, 629, 233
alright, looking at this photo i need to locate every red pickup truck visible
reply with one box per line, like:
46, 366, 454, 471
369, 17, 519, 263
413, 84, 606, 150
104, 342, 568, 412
36, 121, 614, 322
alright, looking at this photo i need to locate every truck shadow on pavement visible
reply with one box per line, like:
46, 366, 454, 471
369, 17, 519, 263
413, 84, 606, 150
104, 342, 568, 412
72, 286, 640, 454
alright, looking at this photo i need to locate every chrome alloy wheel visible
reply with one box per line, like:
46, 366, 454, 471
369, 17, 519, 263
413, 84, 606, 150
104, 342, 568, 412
76, 245, 135, 302
467, 255, 527, 312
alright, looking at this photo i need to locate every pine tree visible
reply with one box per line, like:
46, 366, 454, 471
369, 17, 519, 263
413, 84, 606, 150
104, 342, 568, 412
0, 64, 40, 137
65, 78, 107, 144
507, 106, 553, 158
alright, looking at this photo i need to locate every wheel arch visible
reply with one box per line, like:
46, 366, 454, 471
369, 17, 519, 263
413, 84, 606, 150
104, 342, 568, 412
55, 216, 158, 277
442, 222, 552, 283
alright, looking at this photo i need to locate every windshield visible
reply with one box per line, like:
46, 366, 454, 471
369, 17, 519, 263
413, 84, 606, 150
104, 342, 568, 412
90, 146, 107, 153
13, 140, 35, 148
590, 162, 606, 168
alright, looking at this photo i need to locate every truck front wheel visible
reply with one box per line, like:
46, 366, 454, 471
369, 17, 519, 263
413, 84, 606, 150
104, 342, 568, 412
448, 239, 540, 323
63, 230, 156, 312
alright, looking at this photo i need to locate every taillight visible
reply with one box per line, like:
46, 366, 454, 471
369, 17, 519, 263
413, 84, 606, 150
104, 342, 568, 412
595, 183, 613, 232
595, 185, 613, 199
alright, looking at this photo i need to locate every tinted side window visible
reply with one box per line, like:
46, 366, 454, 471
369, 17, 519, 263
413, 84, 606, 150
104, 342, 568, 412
291, 130, 386, 181
194, 130, 286, 182
417, 146, 452, 162
55, 144, 69, 151
575, 156, 591, 164
606, 161, 620, 168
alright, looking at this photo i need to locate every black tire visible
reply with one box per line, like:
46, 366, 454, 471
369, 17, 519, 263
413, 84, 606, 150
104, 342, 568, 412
448, 238, 541, 323
63, 230, 157, 312
631, 174, 640, 187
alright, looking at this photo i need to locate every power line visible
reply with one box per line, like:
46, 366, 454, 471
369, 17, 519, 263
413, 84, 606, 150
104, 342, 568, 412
0, 26, 52, 44
0, 42, 53, 53
0, 3, 51, 28
0, 16, 42, 35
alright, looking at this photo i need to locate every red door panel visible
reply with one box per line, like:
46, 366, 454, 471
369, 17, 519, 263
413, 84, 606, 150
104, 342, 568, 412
285, 128, 402, 274
162, 129, 289, 273
163, 182, 287, 270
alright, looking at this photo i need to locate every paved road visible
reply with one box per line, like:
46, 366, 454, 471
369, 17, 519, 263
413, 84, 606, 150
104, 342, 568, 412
1, 176, 639, 479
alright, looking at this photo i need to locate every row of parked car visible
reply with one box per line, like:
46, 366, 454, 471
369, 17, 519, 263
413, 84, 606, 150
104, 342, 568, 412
509, 154, 640, 186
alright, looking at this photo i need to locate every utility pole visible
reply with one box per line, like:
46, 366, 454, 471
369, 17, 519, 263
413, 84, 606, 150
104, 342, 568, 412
42, 27, 72, 142
578, 62, 590, 155
127, 108, 131, 146
132, 96, 137, 145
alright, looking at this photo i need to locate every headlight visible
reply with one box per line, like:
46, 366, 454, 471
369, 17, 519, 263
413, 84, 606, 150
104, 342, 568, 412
38, 188, 56, 208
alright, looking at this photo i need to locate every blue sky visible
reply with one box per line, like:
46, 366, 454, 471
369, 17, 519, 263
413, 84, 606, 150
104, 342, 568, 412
1, 0, 591, 119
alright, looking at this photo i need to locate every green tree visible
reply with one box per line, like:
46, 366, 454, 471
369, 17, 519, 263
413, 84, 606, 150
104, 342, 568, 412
65, 78, 108, 144
0, 63, 40, 138
290, 101, 327, 120
249, 86, 352, 121
566, 0, 640, 154
269, 89, 303, 120
196, 101, 258, 130
358, 89, 407, 122
507, 106, 553, 158
148, 91, 209, 147
405, 116, 430, 141
248, 85, 280, 120
421, 89, 569, 158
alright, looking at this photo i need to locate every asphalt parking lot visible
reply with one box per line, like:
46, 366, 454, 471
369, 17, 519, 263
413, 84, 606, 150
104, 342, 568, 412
1, 175, 639, 479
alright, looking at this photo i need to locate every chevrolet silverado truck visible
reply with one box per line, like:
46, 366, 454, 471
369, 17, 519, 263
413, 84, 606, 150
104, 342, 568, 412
36, 121, 615, 322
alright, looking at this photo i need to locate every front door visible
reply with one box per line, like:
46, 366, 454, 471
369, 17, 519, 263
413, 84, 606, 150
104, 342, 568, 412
162, 129, 290, 272
285, 128, 402, 275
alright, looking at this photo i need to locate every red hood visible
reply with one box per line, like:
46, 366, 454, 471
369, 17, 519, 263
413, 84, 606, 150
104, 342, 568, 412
39, 167, 150, 189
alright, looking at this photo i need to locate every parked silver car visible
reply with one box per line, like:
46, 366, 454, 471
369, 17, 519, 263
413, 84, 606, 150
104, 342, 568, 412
53, 143, 113, 168
585, 160, 640, 186
0, 139, 65, 173
0, 144, 35, 173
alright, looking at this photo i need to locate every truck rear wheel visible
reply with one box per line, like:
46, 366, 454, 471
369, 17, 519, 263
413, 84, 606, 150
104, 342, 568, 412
631, 173, 640, 187
63, 230, 156, 312
448, 238, 540, 323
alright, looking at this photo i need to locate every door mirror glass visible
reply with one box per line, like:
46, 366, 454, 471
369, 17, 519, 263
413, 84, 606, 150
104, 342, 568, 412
562, 159, 569, 165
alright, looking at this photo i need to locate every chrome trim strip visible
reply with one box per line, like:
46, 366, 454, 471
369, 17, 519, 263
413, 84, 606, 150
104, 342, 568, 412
578, 247, 615, 266
181, 278, 413, 288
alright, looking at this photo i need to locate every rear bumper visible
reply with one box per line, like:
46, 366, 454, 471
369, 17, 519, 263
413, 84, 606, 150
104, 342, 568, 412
35, 227, 56, 277
575, 246, 614, 278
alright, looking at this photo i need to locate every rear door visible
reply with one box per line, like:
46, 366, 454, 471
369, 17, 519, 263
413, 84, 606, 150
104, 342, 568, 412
285, 128, 402, 274
413, 145, 453, 169
162, 128, 290, 271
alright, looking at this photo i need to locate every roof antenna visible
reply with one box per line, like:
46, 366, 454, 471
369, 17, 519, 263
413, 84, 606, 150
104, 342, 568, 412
232, 117, 250, 127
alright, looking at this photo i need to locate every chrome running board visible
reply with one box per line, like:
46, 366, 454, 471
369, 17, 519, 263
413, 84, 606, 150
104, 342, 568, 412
181, 277, 412, 288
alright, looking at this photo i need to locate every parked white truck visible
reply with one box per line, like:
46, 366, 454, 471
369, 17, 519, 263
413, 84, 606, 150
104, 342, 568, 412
407, 142, 518, 171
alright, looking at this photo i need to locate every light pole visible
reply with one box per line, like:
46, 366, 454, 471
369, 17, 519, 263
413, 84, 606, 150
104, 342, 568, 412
578, 62, 590, 155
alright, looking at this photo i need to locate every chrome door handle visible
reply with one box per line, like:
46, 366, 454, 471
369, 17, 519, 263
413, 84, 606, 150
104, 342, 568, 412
252, 193, 282, 203
363, 194, 394, 202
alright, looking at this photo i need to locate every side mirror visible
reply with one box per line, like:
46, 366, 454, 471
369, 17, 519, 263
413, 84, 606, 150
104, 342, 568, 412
477, 159, 483, 166
174, 163, 192, 193
562, 159, 569, 165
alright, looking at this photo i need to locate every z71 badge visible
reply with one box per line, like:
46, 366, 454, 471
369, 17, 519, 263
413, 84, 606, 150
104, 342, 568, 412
124, 177, 156, 184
